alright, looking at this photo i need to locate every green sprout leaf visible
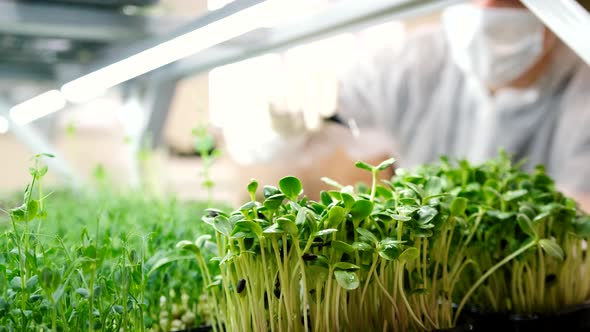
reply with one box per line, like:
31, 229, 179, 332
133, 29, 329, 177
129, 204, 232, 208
350, 199, 374, 222
263, 194, 286, 211
425, 176, 443, 195
37, 165, 48, 177
232, 220, 263, 238
10, 204, 26, 222
378, 242, 402, 261
207, 279, 222, 289
263, 185, 281, 198
247, 179, 258, 198
320, 191, 333, 206
450, 197, 468, 216
487, 210, 515, 220
76, 288, 90, 298
376, 158, 396, 171
356, 227, 378, 244
417, 206, 438, 224
352, 242, 373, 251
376, 185, 394, 199
205, 208, 227, 218
52, 286, 65, 303
277, 217, 298, 236
315, 228, 339, 237
533, 211, 551, 222
354, 161, 373, 172
26, 275, 38, 290
308, 254, 330, 268
573, 216, 590, 237
35, 153, 55, 158
390, 214, 412, 222
518, 203, 536, 219
10, 277, 22, 290
398, 247, 419, 263
262, 223, 283, 234
213, 216, 232, 237
326, 206, 346, 228
341, 193, 355, 210
334, 270, 360, 290
539, 239, 564, 261
502, 189, 528, 202
148, 255, 193, 275
295, 207, 308, 225
321, 177, 343, 189
404, 182, 424, 200
328, 191, 343, 201
279, 176, 302, 200
176, 240, 201, 254
10, 199, 40, 222
517, 214, 536, 238
196, 234, 212, 248
239, 201, 258, 212
333, 262, 360, 271
331, 240, 355, 254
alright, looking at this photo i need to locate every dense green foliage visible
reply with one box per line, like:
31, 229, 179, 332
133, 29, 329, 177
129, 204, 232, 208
182, 153, 590, 332
3, 152, 589, 332
0, 155, 219, 332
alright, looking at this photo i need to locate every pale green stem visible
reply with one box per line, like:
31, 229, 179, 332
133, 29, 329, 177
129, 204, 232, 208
454, 239, 537, 325
398, 262, 426, 330
370, 169, 377, 201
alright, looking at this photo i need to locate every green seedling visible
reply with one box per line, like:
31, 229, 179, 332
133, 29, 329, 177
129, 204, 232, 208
183, 153, 590, 332
0, 156, 222, 331
192, 125, 220, 206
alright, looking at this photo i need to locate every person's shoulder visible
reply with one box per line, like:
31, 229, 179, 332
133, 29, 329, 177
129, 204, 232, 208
371, 24, 447, 59
403, 25, 452, 86
561, 47, 590, 108
570, 58, 590, 91
407, 25, 449, 69
367, 24, 450, 77
407, 24, 448, 51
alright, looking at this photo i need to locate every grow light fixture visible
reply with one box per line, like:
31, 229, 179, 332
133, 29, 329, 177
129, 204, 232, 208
208, 0, 235, 11
61, 0, 285, 103
9, 90, 67, 125
521, 0, 590, 66
0, 115, 9, 134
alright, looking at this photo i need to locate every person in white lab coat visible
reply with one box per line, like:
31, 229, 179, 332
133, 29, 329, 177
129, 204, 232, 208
335, 0, 590, 210
231, 0, 590, 211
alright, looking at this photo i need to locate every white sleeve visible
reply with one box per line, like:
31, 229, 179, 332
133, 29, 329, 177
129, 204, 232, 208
552, 66, 590, 195
336, 36, 408, 129
336, 27, 449, 134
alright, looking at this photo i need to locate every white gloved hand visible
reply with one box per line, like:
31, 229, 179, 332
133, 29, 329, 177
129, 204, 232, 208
267, 103, 308, 138
267, 59, 339, 138
221, 51, 341, 165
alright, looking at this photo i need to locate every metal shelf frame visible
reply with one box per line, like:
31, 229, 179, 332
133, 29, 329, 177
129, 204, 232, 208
79, 0, 466, 148
4, 0, 588, 185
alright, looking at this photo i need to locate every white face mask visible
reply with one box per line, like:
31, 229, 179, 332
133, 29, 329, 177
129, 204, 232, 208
442, 4, 546, 87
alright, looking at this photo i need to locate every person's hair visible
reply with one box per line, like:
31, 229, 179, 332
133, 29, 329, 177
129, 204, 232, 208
578, 0, 590, 11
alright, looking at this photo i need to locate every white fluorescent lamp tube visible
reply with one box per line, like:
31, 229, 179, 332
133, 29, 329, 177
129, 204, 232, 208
521, 0, 590, 66
62, 0, 284, 103
9, 90, 67, 125
0, 115, 9, 134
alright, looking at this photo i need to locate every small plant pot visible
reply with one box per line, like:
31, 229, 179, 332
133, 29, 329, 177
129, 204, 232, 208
437, 302, 590, 332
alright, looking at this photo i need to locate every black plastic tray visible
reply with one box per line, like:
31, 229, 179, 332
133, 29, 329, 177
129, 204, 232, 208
438, 302, 590, 332
176, 303, 590, 332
